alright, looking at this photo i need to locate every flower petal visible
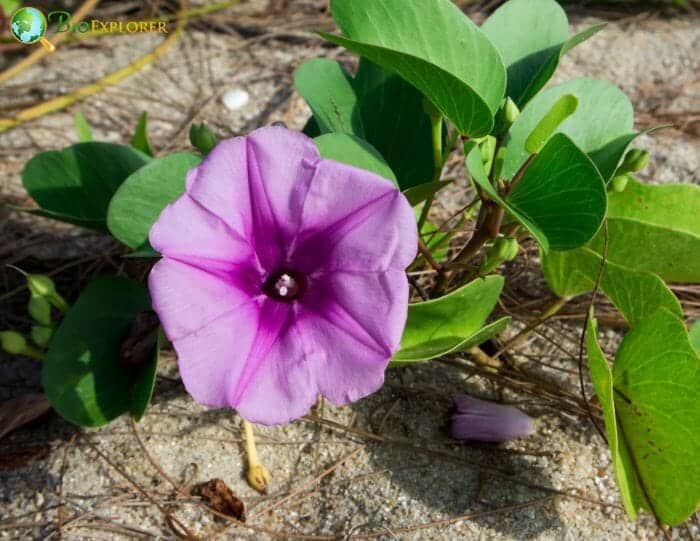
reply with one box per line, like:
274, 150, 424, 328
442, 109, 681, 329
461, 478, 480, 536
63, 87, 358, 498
149, 258, 258, 342
293, 160, 417, 273
186, 127, 320, 270
149, 192, 254, 272
228, 300, 318, 424
171, 301, 261, 408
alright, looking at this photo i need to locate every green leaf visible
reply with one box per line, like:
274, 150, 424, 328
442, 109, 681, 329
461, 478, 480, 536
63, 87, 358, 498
322, 0, 506, 137
393, 275, 508, 363
43, 277, 155, 427
131, 111, 153, 157
524, 94, 578, 154
589, 178, 700, 282
73, 110, 92, 142
588, 309, 700, 525
586, 315, 646, 520
403, 180, 451, 207
130, 332, 159, 422
294, 58, 363, 135
295, 58, 435, 189
502, 78, 633, 180
689, 320, 700, 354
107, 152, 201, 250
354, 59, 435, 188
21, 142, 150, 231
482, 0, 603, 107
314, 133, 396, 184
468, 134, 607, 251
543, 248, 682, 327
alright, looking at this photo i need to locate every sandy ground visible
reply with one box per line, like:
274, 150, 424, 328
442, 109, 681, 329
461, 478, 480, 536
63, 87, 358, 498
1, 2, 699, 539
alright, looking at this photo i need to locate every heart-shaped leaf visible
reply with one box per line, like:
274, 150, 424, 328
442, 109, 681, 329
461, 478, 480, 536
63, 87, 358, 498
592, 178, 700, 283
468, 134, 607, 252
294, 58, 363, 135
482, 0, 604, 107
393, 275, 509, 363
543, 248, 682, 327
321, 0, 505, 137
501, 78, 633, 180
42, 277, 157, 427
295, 58, 435, 189
107, 152, 201, 250
315, 133, 396, 184
587, 309, 700, 525
22, 142, 150, 231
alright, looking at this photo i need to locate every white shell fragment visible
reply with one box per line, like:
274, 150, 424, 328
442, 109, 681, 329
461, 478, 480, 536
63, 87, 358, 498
222, 89, 250, 111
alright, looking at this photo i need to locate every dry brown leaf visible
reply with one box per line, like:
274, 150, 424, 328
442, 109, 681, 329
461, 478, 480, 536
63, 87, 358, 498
195, 478, 245, 521
0, 393, 51, 440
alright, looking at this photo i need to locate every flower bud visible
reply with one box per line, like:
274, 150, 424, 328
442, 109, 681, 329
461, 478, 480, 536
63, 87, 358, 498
623, 149, 650, 172
451, 394, 535, 443
611, 174, 630, 193
28, 295, 52, 326
189, 123, 218, 155
31, 326, 53, 348
616, 148, 650, 176
504, 97, 520, 125
1, 331, 27, 355
27, 274, 56, 298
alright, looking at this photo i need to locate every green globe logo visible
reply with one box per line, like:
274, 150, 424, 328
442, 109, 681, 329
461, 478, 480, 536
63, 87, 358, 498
10, 7, 54, 51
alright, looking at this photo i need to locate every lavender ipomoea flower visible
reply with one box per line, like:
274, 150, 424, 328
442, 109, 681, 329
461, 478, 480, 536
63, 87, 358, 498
450, 394, 535, 443
148, 127, 417, 425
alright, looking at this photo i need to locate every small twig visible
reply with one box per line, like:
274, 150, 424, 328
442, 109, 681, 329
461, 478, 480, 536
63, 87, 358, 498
57, 430, 79, 539
129, 416, 186, 497
247, 447, 362, 520
81, 435, 197, 540
494, 296, 571, 358
417, 239, 443, 274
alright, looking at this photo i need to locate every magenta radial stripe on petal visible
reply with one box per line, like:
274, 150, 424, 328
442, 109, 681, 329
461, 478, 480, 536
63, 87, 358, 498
148, 126, 417, 425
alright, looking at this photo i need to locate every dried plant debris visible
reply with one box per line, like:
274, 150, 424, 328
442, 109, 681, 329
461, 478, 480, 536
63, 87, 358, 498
195, 478, 246, 521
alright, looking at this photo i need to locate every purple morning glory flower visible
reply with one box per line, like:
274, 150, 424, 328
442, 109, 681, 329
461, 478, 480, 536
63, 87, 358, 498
148, 126, 417, 425
450, 394, 535, 443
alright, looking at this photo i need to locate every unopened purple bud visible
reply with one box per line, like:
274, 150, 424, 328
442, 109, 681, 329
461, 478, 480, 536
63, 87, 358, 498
450, 394, 535, 443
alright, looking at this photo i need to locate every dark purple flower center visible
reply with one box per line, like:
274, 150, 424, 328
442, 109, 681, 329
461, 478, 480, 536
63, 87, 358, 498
262, 268, 308, 302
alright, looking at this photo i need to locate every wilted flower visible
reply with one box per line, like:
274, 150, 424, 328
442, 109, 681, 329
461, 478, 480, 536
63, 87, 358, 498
450, 394, 535, 443
148, 126, 416, 425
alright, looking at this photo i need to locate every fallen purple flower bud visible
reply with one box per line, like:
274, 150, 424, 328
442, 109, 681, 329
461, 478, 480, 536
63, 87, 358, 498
450, 394, 535, 443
